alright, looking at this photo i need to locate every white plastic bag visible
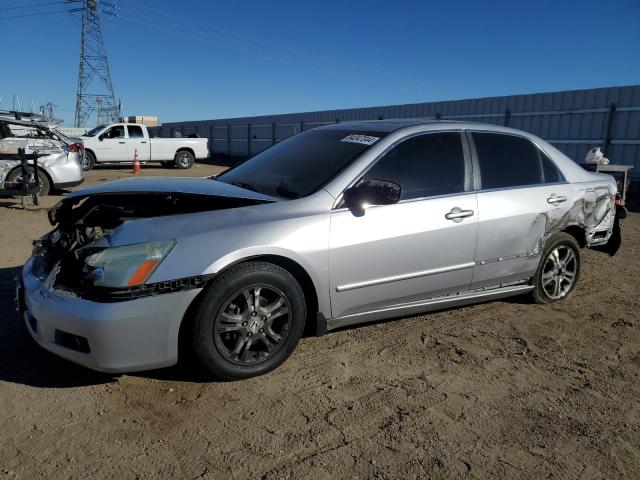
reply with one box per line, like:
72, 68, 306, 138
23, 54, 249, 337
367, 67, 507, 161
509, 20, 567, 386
585, 147, 609, 165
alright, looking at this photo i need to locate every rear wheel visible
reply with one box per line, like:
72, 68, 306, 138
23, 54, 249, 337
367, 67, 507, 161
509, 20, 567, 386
191, 262, 306, 380
531, 232, 581, 304
5, 167, 50, 196
174, 150, 194, 169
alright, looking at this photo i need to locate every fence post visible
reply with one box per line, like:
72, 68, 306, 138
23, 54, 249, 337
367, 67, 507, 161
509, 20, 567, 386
300, 121, 304, 133
272, 122, 276, 145
504, 108, 511, 127
227, 124, 231, 156
602, 103, 616, 156
247, 124, 251, 157
209, 125, 213, 156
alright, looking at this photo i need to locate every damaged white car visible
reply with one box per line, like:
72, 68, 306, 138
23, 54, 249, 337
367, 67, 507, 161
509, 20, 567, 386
0, 113, 84, 195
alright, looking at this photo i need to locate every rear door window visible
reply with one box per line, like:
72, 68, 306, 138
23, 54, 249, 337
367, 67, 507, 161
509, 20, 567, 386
363, 132, 466, 200
472, 133, 543, 189
127, 125, 144, 138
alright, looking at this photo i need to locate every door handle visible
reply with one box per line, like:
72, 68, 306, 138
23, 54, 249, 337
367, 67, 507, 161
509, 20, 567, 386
445, 207, 474, 222
547, 194, 567, 205
140, 141, 148, 144
118, 141, 126, 144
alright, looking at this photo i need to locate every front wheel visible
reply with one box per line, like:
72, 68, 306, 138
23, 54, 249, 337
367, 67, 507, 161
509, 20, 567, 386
82, 151, 96, 171
191, 262, 306, 380
531, 232, 581, 304
174, 150, 194, 169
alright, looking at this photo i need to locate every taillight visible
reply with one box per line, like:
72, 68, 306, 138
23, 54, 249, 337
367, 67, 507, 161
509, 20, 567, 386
65, 143, 78, 153
615, 193, 622, 206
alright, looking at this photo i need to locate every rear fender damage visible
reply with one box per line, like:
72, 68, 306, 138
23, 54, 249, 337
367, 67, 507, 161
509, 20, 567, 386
527, 185, 621, 257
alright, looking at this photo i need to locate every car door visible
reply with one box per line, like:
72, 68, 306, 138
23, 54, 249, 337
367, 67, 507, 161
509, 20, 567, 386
95, 125, 128, 162
126, 125, 150, 161
329, 131, 478, 320
469, 131, 575, 289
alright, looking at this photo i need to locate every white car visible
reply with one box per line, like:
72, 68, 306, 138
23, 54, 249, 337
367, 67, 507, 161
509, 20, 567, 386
0, 113, 84, 195
80, 123, 209, 170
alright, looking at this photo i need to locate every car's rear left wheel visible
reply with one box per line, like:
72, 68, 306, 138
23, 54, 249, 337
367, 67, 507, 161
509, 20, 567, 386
531, 232, 581, 304
191, 262, 306, 380
5, 167, 50, 196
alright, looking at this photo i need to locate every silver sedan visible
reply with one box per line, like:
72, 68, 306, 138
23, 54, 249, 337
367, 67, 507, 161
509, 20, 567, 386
20, 120, 622, 379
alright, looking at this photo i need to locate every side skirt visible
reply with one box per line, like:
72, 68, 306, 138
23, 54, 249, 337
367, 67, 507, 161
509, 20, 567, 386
326, 283, 533, 331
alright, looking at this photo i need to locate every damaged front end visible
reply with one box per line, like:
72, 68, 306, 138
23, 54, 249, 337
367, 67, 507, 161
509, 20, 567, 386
35, 191, 271, 302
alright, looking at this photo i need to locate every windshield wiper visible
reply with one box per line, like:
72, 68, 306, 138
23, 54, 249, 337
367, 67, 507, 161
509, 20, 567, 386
230, 181, 260, 193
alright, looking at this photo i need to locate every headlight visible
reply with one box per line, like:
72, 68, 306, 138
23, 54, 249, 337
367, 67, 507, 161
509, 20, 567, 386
84, 240, 175, 288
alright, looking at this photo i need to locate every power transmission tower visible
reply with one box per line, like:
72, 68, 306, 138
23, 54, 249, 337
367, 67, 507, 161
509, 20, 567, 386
67, 0, 119, 127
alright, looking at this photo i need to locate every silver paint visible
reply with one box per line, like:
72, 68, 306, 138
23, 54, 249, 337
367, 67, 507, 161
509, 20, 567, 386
22, 120, 619, 372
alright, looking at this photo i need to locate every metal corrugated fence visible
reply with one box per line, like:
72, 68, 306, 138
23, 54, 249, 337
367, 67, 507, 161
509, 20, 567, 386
150, 85, 640, 176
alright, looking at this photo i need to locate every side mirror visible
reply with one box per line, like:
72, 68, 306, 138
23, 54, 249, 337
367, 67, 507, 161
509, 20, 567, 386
343, 179, 401, 210
98, 134, 104, 141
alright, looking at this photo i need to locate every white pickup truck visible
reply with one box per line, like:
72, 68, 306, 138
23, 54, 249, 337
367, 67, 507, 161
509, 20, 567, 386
80, 123, 209, 170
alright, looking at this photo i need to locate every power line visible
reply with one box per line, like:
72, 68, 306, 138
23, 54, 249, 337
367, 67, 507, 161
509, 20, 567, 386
0, 9, 69, 20
116, 0, 424, 90
112, 5, 419, 92
0, 1, 64, 11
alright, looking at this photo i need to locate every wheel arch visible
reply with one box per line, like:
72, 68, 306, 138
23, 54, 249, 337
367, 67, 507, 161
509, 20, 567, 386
178, 252, 325, 359
84, 147, 96, 160
175, 147, 195, 158
6, 164, 53, 191
561, 225, 586, 248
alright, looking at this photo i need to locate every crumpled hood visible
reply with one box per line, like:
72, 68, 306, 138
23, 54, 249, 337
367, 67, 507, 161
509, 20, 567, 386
64, 176, 276, 202
48, 176, 278, 228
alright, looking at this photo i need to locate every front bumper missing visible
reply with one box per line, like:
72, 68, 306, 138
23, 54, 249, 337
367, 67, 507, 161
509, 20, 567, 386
20, 257, 202, 373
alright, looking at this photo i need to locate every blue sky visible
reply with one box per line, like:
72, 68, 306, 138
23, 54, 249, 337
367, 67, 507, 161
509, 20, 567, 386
1, 0, 639, 126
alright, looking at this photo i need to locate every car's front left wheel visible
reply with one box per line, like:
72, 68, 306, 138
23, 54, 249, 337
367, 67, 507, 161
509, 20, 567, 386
191, 262, 306, 380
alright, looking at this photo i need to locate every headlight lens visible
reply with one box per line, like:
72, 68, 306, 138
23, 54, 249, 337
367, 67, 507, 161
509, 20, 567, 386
84, 240, 175, 288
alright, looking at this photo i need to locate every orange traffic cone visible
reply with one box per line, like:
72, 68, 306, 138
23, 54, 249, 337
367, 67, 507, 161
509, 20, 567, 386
132, 148, 141, 174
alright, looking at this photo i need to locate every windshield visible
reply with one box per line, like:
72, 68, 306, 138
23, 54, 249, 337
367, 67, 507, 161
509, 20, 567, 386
86, 125, 107, 137
217, 129, 385, 199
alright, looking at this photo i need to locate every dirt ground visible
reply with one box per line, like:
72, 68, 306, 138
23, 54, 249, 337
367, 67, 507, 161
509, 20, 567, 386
0, 164, 638, 479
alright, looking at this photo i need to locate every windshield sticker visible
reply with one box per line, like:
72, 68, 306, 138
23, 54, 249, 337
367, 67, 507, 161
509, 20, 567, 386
340, 134, 380, 146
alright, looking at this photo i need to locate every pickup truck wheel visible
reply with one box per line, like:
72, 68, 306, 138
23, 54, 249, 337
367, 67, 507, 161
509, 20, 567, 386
82, 151, 96, 171
531, 232, 581, 304
191, 262, 306, 380
174, 150, 194, 169
5, 167, 50, 196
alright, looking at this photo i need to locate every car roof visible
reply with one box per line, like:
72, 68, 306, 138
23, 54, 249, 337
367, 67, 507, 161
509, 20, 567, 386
317, 118, 525, 135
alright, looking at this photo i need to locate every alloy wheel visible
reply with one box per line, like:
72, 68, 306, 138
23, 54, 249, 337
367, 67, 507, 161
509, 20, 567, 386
541, 245, 577, 300
213, 285, 291, 365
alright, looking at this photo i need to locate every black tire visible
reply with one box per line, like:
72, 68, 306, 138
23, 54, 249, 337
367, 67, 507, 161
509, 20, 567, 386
531, 232, 581, 304
5, 167, 51, 196
161, 161, 175, 168
174, 150, 194, 169
82, 150, 96, 171
191, 262, 306, 380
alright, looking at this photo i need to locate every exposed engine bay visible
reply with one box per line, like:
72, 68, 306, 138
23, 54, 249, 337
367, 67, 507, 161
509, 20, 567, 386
35, 192, 271, 301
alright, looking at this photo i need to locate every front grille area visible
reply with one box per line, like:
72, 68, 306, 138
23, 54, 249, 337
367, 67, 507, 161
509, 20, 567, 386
54, 329, 90, 353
